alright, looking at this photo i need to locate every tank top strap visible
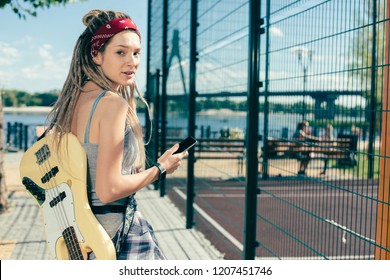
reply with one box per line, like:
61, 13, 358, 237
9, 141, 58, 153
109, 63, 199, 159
84, 90, 108, 144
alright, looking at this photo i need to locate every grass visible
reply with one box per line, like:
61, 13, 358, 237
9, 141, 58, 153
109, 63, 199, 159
340, 149, 381, 179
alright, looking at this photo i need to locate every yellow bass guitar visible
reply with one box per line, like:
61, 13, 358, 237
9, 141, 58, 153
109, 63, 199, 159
19, 133, 116, 260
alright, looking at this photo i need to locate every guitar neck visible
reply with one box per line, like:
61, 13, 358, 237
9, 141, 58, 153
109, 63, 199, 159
62, 226, 84, 260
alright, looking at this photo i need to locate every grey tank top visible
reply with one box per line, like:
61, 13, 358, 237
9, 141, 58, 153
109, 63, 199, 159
81, 90, 139, 237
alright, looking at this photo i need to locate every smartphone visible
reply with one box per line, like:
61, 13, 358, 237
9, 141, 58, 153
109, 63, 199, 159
173, 136, 198, 154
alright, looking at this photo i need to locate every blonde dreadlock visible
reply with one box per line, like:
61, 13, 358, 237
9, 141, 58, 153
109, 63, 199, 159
47, 10, 148, 167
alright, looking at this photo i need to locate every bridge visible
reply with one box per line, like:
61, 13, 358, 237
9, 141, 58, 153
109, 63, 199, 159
164, 90, 363, 119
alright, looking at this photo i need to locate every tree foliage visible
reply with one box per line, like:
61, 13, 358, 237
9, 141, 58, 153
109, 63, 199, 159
2, 90, 59, 106
0, 0, 81, 19
351, 0, 386, 130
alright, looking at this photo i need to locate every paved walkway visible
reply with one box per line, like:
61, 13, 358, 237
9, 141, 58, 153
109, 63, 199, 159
0, 152, 223, 260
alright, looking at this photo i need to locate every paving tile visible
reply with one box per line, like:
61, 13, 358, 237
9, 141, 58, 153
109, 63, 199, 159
1, 152, 222, 260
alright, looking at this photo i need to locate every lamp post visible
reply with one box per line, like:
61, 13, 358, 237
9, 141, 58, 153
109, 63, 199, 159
295, 48, 313, 121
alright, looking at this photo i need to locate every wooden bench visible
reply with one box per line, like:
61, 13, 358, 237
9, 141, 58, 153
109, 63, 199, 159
262, 136, 357, 167
167, 137, 246, 175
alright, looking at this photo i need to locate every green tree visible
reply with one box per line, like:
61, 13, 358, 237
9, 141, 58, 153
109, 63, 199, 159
27, 92, 58, 106
351, 0, 385, 131
15, 91, 30, 106
1, 90, 59, 106
350, 0, 385, 179
2, 90, 18, 107
0, 0, 82, 19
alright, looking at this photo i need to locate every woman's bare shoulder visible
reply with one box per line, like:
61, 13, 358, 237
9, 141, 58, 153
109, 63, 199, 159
100, 91, 128, 109
96, 91, 128, 121
101, 91, 127, 105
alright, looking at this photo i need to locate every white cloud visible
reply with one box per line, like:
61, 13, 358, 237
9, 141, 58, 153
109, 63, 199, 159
21, 54, 69, 80
5, 43, 71, 92
0, 42, 20, 66
270, 27, 284, 37
14, 36, 33, 46
38, 44, 53, 60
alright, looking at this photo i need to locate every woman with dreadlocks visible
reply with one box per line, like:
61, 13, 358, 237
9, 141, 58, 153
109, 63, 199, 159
46, 9, 186, 260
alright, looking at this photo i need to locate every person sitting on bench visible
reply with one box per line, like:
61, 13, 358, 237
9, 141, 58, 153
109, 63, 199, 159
320, 124, 334, 175
293, 121, 320, 176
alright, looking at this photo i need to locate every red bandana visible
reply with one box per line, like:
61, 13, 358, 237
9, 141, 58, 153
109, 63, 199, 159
90, 18, 141, 57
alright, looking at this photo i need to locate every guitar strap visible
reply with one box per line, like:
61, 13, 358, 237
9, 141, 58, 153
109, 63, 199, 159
114, 200, 136, 258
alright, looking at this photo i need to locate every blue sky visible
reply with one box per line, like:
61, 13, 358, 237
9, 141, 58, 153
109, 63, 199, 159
0, 0, 148, 93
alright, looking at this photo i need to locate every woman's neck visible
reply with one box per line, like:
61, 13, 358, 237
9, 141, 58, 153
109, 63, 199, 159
82, 81, 103, 93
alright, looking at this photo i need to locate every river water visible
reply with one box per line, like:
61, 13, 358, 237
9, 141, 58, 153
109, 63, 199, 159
3, 108, 364, 148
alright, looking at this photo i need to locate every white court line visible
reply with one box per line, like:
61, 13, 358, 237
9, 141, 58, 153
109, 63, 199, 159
196, 192, 375, 199
196, 192, 376, 246
173, 187, 244, 251
324, 218, 376, 244
256, 255, 374, 260
174, 187, 376, 259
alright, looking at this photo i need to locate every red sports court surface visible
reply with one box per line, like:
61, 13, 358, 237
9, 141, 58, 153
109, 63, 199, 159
167, 178, 378, 260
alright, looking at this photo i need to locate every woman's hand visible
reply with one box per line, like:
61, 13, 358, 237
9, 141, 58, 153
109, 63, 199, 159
157, 144, 188, 174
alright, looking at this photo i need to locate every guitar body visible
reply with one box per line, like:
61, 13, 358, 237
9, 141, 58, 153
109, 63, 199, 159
19, 133, 116, 260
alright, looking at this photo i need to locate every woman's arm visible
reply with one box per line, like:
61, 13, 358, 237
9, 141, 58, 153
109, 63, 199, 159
94, 94, 185, 203
300, 130, 320, 141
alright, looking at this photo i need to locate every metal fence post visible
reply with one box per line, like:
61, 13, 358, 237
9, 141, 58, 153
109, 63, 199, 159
6, 122, 11, 146
368, 0, 378, 179
160, 0, 169, 197
145, 0, 154, 170
18, 122, 23, 150
262, 0, 270, 179
186, 0, 198, 229
152, 70, 161, 191
243, 0, 261, 260
23, 125, 28, 151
